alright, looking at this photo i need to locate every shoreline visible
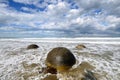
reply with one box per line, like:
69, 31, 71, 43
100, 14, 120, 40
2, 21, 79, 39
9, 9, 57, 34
0, 38, 120, 44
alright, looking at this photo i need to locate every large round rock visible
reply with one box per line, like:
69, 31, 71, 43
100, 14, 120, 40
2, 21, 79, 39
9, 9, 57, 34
27, 44, 39, 49
46, 47, 76, 72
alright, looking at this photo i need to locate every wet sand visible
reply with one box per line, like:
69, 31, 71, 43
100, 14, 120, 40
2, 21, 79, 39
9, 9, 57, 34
0, 39, 120, 80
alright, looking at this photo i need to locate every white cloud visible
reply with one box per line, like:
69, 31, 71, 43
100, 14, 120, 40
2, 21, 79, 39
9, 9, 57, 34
0, 26, 15, 31
21, 6, 43, 13
66, 9, 81, 19
46, 1, 70, 16
106, 16, 120, 24
0, 0, 8, 3
13, 0, 57, 9
75, 0, 120, 16
13, 0, 39, 5
0, 0, 120, 37
0, 3, 8, 7
0, 26, 24, 31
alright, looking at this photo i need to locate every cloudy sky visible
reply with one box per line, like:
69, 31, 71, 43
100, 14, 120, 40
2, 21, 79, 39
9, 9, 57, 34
0, 0, 120, 38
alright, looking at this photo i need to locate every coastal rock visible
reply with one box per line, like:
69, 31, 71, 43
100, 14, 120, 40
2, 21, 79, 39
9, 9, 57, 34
40, 67, 57, 74
45, 47, 76, 72
81, 70, 97, 80
27, 44, 39, 49
42, 74, 58, 80
76, 44, 86, 49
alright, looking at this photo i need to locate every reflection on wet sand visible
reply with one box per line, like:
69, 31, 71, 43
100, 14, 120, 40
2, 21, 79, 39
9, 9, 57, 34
42, 74, 58, 80
57, 61, 96, 80
42, 61, 98, 80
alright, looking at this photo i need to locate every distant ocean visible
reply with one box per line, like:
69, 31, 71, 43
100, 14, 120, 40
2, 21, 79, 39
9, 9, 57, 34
0, 37, 120, 44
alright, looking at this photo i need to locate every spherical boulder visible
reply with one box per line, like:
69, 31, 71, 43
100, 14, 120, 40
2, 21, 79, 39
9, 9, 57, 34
27, 44, 39, 49
76, 44, 86, 49
46, 47, 76, 72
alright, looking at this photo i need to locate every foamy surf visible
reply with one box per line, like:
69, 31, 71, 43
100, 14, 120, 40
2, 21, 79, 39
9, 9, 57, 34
0, 38, 120, 80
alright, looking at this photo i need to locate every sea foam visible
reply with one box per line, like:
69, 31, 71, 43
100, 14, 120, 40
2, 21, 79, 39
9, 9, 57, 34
0, 38, 120, 80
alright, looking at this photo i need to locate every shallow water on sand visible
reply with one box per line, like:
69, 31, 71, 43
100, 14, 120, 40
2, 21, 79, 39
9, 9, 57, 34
0, 39, 120, 80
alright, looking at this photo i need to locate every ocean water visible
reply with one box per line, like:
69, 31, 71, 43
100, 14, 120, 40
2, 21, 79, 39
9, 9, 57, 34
0, 38, 120, 80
